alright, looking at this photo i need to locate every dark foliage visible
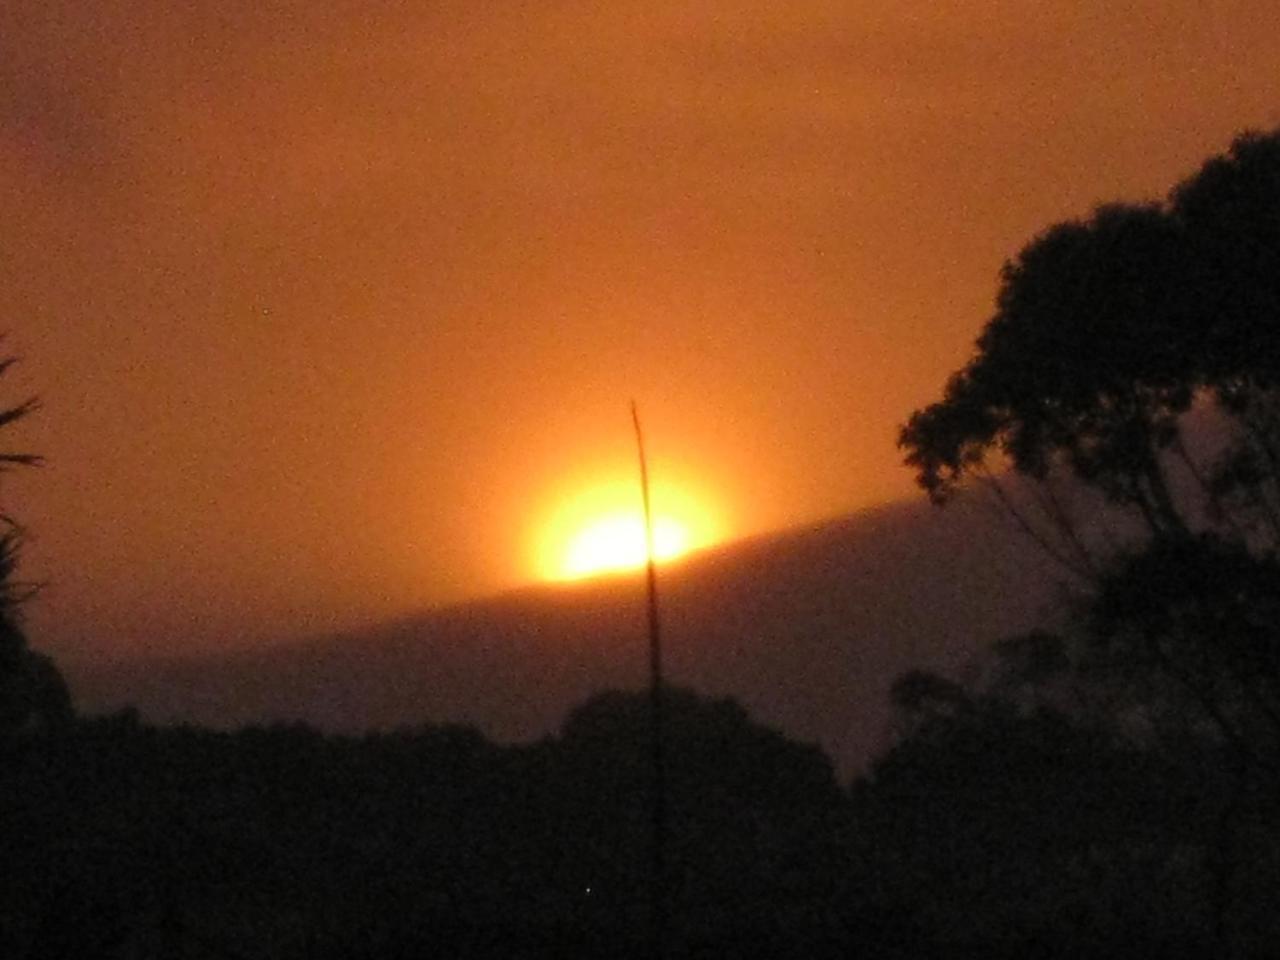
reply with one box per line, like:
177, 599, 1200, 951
893, 127, 1280, 958
6, 682, 1278, 958
900, 128, 1280, 520
0, 691, 858, 959
0, 363, 69, 740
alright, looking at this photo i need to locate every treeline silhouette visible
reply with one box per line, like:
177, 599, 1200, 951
2, 692, 850, 959
5, 127, 1280, 957
5, 680, 1278, 957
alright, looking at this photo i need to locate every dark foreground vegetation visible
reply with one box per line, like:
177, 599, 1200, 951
5, 683, 1280, 958
5, 127, 1280, 957
2, 693, 847, 959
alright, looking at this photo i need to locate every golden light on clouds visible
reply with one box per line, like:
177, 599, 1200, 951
533, 476, 726, 582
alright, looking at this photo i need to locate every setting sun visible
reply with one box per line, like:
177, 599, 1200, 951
563, 514, 689, 578
533, 477, 725, 582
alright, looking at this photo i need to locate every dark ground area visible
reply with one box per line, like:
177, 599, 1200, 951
4, 684, 1278, 959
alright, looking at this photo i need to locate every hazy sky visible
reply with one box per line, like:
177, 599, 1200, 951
3, 0, 1278, 656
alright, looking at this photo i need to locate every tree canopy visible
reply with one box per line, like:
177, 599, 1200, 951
899, 128, 1280, 769
901, 129, 1280, 549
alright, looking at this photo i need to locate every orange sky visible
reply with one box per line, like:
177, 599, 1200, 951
2, 0, 1278, 656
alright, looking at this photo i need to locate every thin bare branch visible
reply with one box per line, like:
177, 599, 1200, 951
976, 471, 1096, 583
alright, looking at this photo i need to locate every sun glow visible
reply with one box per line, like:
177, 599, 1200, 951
534, 478, 724, 582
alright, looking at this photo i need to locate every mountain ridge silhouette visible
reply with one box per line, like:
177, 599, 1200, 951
64, 494, 1071, 775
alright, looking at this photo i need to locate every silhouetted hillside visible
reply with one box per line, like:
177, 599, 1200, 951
2, 690, 857, 959
65, 494, 1072, 775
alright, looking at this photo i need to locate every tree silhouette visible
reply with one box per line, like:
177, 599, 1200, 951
897, 129, 1280, 955
861, 652, 1235, 956
901, 201, 1196, 529
899, 128, 1280, 761
901, 130, 1280, 556
0, 357, 69, 737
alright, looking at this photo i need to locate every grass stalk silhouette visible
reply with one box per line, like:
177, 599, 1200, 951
631, 400, 667, 960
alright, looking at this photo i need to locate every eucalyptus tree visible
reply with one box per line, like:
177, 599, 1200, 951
899, 129, 1280, 762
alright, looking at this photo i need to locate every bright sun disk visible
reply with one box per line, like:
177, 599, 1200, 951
562, 514, 688, 579
534, 478, 722, 582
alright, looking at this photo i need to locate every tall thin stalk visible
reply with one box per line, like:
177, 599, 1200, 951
631, 400, 666, 960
